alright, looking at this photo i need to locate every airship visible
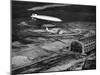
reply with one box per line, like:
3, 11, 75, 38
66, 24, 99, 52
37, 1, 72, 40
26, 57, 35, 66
31, 13, 62, 22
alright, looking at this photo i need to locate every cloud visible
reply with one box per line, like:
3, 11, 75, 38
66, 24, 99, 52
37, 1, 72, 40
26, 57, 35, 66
27, 4, 71, 11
